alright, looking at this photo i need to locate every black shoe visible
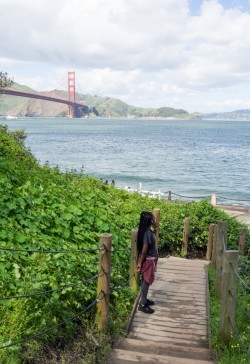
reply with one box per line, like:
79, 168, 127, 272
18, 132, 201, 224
147, 299, 155, 306
138, 304, 154, 314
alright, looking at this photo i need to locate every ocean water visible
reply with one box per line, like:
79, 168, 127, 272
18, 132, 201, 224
4, 117, 250, 205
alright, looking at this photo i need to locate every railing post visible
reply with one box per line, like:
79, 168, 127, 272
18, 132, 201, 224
181, 217, 190, 257
168, 191, 172, 201
206, 223, 215, 261
130, 229, 139, 293
216, 221, 228, 299
211, 224, 218, 268
153, 208, 160, 251
96, 233, 112, 330
239, 227, 247, 255
211, 194, 217, 206
220, 250, 239, 344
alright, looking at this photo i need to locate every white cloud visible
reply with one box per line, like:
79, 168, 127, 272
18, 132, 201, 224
207, 99, 250, 111
1, 0, 250, 112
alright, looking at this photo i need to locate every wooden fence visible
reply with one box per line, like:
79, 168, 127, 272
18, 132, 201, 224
208, 221, 248, 344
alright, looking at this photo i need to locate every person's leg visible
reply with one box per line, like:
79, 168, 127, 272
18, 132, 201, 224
139, 276, 154, 313
140, 277, 149, 306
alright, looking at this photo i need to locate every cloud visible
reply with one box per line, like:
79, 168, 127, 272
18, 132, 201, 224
207, 98, 250, 111
1, 0, 250, 112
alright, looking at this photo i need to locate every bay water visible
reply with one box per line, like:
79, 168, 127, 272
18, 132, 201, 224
4, 117, 250, 205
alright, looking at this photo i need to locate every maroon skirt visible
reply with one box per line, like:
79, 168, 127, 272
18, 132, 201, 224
141, 256, 158, 285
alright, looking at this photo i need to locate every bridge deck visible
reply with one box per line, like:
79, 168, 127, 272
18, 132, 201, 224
108, 257, 215, 363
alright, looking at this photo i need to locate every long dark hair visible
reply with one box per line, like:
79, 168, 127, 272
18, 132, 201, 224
137, 211, 154, 255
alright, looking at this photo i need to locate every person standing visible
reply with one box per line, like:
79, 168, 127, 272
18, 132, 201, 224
136, 211, 158, 314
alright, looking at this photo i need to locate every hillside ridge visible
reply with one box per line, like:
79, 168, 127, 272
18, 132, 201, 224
1, 83, 250, 119
0, 83, 196, 118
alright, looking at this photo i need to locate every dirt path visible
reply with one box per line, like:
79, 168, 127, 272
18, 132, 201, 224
216, 204, 250, 226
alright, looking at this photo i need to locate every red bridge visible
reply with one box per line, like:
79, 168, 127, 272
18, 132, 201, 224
0, 71, 98, 118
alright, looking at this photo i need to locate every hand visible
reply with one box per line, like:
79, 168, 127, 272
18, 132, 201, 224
152, 217, 158, 231
136, 264, 141, 273
153, 222, 158, 232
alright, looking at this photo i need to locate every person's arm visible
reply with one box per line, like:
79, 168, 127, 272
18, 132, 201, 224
136, 242, 148, 272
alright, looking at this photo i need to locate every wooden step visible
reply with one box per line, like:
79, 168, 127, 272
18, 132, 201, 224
114, 337, 213, 361
129, 325, 207, 344
132, 320, 207, 336
108, 348, 214, 364
133, 314, 207, 329
128, 331, 206, 347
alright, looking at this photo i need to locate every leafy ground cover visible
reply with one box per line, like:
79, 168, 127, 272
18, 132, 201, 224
0, 125, 249, 363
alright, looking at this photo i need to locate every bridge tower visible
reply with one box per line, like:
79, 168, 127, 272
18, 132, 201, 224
68, 71, 75, 118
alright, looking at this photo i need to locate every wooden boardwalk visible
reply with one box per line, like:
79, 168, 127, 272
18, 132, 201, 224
108, 257, 215, 364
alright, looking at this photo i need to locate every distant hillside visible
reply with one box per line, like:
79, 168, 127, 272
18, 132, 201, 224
0, 85, 73, 117
202, 109, 250, 120
0, 83, 34, 115
82, 94, 193, 118
0, 83, 196, 119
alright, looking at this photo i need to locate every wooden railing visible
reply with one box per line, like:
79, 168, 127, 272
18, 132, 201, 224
209, 221, 249, 348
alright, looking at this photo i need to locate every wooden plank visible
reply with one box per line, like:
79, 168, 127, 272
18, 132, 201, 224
156, 277, 206, 284
156, 265, 207, 271
152, 291, 207, 298
157, 270, 206, 275
128, 332, 206, 347
144, 307, 207, 320
149, 296, 208, 307
133, 317, 207, 330
131, 325, 207, 342
154, 278, 207, 286
135, 314, 207, 323
154, 277, 207, 284
152, 292, 207, 302
132, 321, 207, 336
157, 260, 209, 268
158, 262, 208, 268
133, 315, 207, 328
152, 288, 207, 295
115, 337, 212, 360
109, 348, 214, 364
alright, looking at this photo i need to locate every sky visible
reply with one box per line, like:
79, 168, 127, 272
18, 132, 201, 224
1, 0, 250, 113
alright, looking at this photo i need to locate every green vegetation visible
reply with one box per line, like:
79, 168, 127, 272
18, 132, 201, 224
0, 72, 13, 89
0, 72, 16, 115
83, 94, 192, 118
0, 125, 249, 363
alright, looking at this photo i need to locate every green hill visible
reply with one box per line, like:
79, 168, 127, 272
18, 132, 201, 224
82, 94, 190, 118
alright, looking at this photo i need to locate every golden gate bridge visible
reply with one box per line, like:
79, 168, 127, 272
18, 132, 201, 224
0, 71, 98, 118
